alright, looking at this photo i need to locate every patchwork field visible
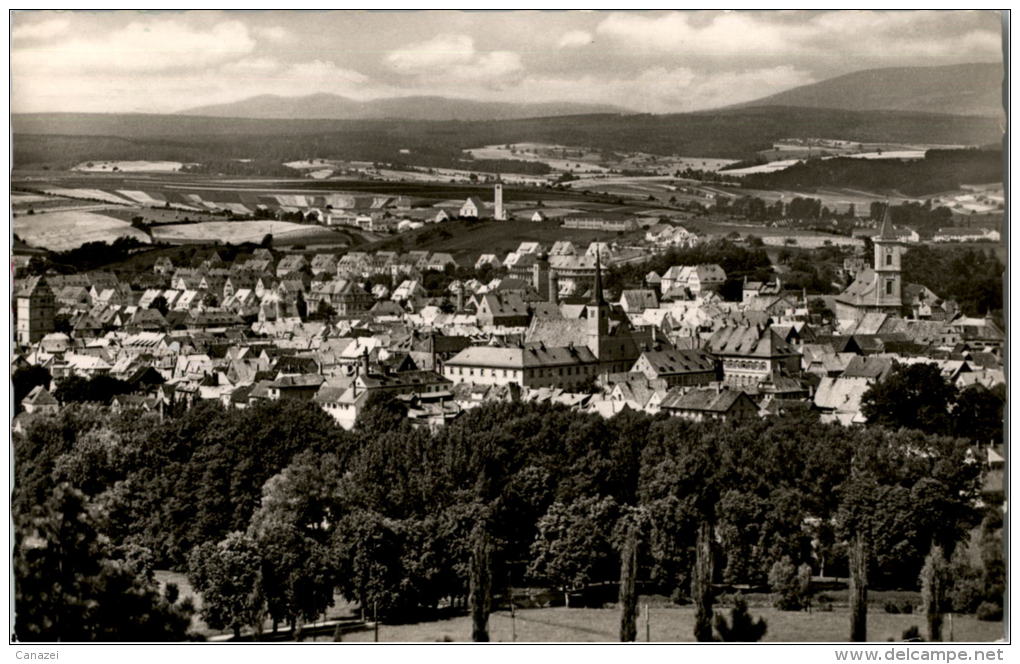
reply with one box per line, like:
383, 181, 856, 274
149, 220, 345, 246
13, 209, 151, 251
341, 606, 1004, 643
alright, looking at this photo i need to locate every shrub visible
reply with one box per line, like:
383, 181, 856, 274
901, 626, 923, 641
884, 599, 914, 614
768, 556, 807, 611
950, 572, 985, 613
714, 598, 767, 642
976, 602, 1003, 622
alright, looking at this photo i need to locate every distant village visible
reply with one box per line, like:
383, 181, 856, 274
13, 182, 1005, 436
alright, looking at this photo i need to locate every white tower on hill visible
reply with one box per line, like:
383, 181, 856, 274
494, 183, 505, 221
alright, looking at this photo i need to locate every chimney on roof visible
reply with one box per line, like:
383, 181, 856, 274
361, 347, 370, 377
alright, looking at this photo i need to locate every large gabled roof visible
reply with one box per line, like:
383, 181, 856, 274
707, 325, 798, 358
640, 348, 715, 375
660, 387, 751, 413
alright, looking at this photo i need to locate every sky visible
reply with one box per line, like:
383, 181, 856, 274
10, 9, 1005, 115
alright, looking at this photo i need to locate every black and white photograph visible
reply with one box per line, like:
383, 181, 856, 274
7, 7, 1009, 655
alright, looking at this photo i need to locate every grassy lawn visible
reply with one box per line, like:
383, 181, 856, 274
150, 571, 1004, 644
341, 606, 1004, 643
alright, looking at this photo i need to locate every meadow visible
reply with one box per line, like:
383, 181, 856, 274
341, 606, 1004, 643
13, 209, 150, 251
150, 220, 345, 246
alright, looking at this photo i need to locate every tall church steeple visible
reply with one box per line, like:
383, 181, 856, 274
873, 203, 902, 310
587, 248, 610, 357
591, 247, 606, 306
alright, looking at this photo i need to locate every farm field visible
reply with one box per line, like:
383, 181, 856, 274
14, 209, 150, 251
150, 220, 347, 246
12, 173, 588, 206
342, 606, 1004, 643
73, 160, 192, 172
101, 207, 224, 224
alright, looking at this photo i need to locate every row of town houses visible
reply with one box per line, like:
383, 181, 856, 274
14, 229, 1004, 438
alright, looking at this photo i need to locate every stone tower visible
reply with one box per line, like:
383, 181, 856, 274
494, 183, 505, 221
873, 206, 902, 311
16, 276, 55, 346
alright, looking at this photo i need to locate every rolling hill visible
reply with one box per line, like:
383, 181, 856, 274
178, 93, 626, 121
12, 106, 1004, 169
731, 63, 1004, 117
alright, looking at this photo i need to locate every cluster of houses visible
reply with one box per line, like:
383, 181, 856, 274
12, 214, 1004, 440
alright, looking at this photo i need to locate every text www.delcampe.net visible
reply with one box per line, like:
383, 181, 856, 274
835, 648, 1005, 662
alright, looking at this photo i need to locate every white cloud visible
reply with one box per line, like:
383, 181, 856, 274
254, 25, 290, 43
386, 34, 523, 84
12, 18, 256, 74
12, 17, 70, 41
387, 33, 476, 72
557, 30, 592, 48
13, 56, 381, 114
597, 12, 802, 58
483, 66, 816, 114
595, 10, 1001, 60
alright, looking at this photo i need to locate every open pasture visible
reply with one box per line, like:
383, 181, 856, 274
150, 220, 344, 246
14, 209, 150, 251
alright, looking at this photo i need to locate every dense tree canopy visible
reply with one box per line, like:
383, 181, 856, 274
12, 394, 993, 639
902, 245, 1004, 320
14, 484, 194, 641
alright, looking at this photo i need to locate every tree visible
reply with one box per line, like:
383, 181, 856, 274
14, 484, 194, 641
617, 511, 641, 642
861, 363, 957, 435
247, 453, 343, 635
714, 598, 767, 642
848, 530, 869, 642
315, 298, 335, 322
53, 375, 133, 405
260, 234, 273, 248
331, 508, 406, 620
808, 298, 835, 324
469, 524, 493, 642
149, 294, 169, 316
953, 384, 1004, 445
187, 532, 266, 639
692, 520, 715, 642
769, 556, 808, 611
527, 496, 621, 605
13, 364, 51, 411
920, 545, 952, 641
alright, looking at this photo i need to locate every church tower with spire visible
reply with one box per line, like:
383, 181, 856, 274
586, 249, 610, 362
873, 205, 903, 310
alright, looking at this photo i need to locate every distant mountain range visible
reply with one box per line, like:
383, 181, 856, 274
732, 62, 1003, 117
178, 94, 626, 121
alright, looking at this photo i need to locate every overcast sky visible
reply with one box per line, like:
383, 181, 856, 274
11, 10, 1004, 114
